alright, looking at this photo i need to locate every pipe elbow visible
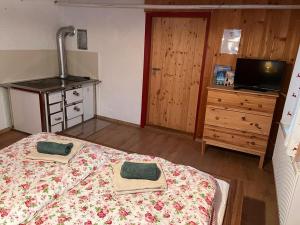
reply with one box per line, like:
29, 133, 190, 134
56, 26, 76, 39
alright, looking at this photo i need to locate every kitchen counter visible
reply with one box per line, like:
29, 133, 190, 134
1, 75, 100, 93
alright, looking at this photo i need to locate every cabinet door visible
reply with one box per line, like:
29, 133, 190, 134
10, 89, 42, 134
83, 84, 95, 121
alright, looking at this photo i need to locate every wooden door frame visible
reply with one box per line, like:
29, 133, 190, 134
140, 11, 211, 138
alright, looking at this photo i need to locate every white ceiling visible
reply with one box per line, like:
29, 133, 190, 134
55, 0, 144, 4
22, 0, 299, 9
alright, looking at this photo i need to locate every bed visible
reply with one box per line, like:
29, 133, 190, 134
0, 133, 243, 225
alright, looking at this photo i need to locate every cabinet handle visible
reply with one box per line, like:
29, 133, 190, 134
73, 91, 80, 96
152, 68, 161, 71
55, 117, 62, 121
254, 123, 262, 130
74, 106, 80, 112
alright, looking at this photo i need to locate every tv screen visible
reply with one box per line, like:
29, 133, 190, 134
234, 58, 286, 91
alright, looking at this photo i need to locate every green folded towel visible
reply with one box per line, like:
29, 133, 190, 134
120, 161, 161, 181
36, 141, 73, 156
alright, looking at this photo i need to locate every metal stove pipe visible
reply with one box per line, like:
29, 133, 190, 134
56, 26, 76, 79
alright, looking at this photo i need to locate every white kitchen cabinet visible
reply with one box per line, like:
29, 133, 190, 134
83, 83, 95, 121
10, 89, 42, 134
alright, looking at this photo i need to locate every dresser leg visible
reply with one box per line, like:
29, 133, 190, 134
259, 154, 265, 169
201, 140, 206, 155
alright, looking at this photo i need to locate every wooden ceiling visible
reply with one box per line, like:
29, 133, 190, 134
55, 0, 300, 5
145, 0, 300, 4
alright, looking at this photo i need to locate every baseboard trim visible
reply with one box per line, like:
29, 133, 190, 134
194, 137, 202, 143
96, 115, 140, 128
0, 127, 12, 135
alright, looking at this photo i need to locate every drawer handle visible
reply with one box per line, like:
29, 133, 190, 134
255, 123, 262, 130
73, 91, 80, 96
73, 106, 80, 112
55, 117, 62, 121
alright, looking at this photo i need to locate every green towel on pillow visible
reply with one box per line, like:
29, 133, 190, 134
36, 141, 73, 156
120, 161, 161, 181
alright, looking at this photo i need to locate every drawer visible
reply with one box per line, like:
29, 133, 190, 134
203, 125, 268, 154
48, 91, 62, 104
67, 116, 82, 128
51, 123, 63, 133
65, 88, 83, 104
66, 102, 83, 119
205, 106, 273, 135
207, 89, 277, 114
50, 112, 63, 125
49, 102, 62, 114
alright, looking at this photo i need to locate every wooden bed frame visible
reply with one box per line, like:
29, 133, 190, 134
219, 177, 244, 225
62, 133, 244, 225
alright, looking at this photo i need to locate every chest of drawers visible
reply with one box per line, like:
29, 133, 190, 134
202, 86, 278, 168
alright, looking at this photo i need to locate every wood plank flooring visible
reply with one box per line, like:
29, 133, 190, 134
0, 129, 28, 149
0, 118, 279, 225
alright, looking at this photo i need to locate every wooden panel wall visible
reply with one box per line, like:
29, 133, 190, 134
195, 9, 300, 157
144, 4, 300, 155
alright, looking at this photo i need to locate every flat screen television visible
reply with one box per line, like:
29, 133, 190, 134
234, 58, 286, 92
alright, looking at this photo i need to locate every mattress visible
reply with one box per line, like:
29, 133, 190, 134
1, 133, 220, 225
0, 133, 107, 224
215, 178, 230, 225
28, 154, 218, 224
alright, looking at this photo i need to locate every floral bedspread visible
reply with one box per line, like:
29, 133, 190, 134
28, 146, 218, 225
0, 133, 107, 225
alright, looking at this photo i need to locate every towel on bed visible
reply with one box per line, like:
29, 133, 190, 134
37, 141, 73, 156
26, 139, 84, 164
112, 161, 167, 195
121, 161, 161, 181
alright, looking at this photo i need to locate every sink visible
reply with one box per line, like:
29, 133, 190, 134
12, 75, 90, 90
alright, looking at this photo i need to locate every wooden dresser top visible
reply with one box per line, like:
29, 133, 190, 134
208, 85, 279, 98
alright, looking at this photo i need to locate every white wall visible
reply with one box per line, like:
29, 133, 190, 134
62, 7, 145, 124
0, 1, 145, 130
0, 0, 63, 50
0, 0, 63, 130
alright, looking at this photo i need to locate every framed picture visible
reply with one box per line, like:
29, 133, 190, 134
213, 65, 232, 85
220, 29, 241, 54
224, 70, 235, 87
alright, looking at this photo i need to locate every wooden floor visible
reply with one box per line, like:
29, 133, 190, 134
0, 118, 279, 225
